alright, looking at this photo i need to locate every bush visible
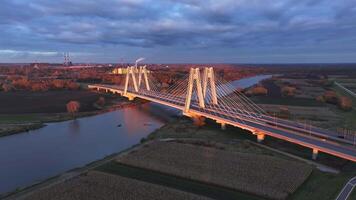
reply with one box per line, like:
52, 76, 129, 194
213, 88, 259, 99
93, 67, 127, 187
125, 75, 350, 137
66, 101, 81, 117
2, 83, 13, 92
281, 86, 296, 97
66, 82, 80, 90
245, 85, 268, 96
96, 97, 106, 107
323, 90, 338, 104
338, 96, 352, 111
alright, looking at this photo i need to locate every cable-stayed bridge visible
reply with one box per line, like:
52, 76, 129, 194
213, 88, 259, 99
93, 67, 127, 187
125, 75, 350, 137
89, 66, 356, 162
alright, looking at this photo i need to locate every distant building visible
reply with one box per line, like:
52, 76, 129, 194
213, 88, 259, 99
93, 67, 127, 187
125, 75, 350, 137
111, 68, 126, 74
110, 67, 151, 75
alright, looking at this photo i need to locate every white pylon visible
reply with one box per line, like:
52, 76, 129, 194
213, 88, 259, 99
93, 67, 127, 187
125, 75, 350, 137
138, 65, 150, 91
202, 67, 218, 105
124, 66, 138, 95
184, 68, 205, 113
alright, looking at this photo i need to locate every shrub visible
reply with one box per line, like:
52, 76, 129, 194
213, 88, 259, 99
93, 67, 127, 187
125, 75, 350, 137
96, 97, 106, 107
338, 96, 352, 111
281, 86, 296, 97
323, 90, 338, 104
66, 81, 80, 90
66, 101, 81, 117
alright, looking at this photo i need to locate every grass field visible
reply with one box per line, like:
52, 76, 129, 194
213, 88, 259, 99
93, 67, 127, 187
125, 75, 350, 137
290, 164, 356, 200
349, 187, 356, 200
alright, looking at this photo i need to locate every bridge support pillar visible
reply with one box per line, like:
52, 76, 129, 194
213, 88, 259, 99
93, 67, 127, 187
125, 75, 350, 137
257, 133, 265, 143
221, 123, 226, 130
216, 121, 226, 130
312, 148, 319, 160
124, 94, 135, 101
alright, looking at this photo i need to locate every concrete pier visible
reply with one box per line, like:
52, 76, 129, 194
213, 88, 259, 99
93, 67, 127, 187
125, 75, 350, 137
312, 148, 319, 160
257, 133, 265, 143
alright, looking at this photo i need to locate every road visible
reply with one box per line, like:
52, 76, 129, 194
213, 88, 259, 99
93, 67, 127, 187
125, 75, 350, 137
336, 176, 356, 200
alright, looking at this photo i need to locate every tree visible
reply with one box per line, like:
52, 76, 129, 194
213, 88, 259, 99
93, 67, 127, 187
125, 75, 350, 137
2, 83, 13, 92
66, 81, 80, 90
96, 97, 105, 107
12, 77, 30, 89
252, 86, 268, 96
338, 96, 352, 111
281, 86, 296, 97
245, 86, 268, 96
31, 82, 48, 92
323, 90, 338, 104
52, 79, 65, 89
66, 101, 80, 118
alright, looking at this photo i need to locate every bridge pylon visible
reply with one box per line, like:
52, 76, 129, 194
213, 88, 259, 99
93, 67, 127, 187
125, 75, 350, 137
124, 66, 150, 97
184, 68, 205, 113
124, 66, 138, 95
138, 65, 150, 91
202, 67, 218, 105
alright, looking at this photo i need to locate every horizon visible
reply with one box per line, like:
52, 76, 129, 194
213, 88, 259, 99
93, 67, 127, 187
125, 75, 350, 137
1, 0, 356, 63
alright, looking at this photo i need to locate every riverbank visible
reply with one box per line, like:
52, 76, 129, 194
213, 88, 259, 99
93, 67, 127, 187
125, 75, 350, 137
0, 93, 142, 138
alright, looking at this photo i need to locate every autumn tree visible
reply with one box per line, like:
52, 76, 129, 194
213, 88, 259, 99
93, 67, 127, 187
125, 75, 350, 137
281, 86, 296, 97
96, 97, 106, 107
66, 82, 80, 90
12, 77, 30, 89
323, 90, 338, 104
66, 101, 81, 118
2, 83, 13, 92
338, 96, 352, 111
31, 82, 49, 92
52, 79, 65, 89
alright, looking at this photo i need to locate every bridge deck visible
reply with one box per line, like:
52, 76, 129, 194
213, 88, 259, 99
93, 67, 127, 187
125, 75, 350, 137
89, 84, 356, 162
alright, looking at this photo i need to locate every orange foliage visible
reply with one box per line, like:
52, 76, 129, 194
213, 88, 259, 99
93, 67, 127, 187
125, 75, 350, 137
52, 79, 65, 89
246, 85, 268, 96
66, 101, 80, 117
2, 83, 13, 92
338, 96, 352, 111
12, 77, 30, 89
323, 90, 338, 104
281, 86, 296, 97
66, 82, 80, 90
96, 97, 105, 106
31, 82, 49, 92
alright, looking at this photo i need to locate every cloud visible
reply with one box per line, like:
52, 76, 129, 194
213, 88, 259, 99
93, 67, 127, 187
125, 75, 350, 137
0, 0, 355, 62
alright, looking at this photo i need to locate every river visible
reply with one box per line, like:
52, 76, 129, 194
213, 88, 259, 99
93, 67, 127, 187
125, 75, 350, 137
0, 74, 271, 195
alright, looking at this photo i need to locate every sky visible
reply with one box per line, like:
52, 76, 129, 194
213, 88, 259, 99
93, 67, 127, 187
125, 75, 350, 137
0, 0, 356, 64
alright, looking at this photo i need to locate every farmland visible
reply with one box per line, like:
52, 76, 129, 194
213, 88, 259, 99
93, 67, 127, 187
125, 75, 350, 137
117, 141, 313, 200
23, 171, 212, 200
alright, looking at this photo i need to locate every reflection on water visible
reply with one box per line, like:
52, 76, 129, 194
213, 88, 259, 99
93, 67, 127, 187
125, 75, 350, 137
68, 119, 80, 135
0, 105, 170, 195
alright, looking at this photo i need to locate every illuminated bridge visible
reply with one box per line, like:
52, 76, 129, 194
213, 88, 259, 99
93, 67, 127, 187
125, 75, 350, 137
89, 66, 356, 162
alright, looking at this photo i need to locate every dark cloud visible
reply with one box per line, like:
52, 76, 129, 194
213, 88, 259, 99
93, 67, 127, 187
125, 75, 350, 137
0, 0, 355, 63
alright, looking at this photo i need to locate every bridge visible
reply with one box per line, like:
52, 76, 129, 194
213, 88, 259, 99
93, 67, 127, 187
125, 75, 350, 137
89, 66, 356, 162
